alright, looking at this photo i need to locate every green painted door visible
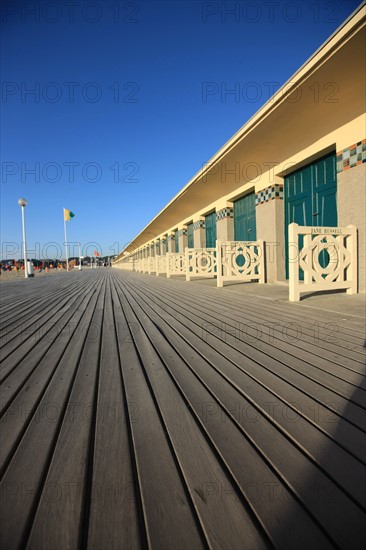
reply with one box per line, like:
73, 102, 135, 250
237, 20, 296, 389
285, 152, 337, 278
205, 212, 217, 247
234, 192, 257, 241
187, 223, 194, 248
175, 233, 179, 253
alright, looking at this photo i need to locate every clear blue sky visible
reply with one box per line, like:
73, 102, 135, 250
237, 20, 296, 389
1, 0, 361, 259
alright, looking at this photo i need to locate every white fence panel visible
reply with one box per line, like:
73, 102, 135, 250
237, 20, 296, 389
167, 253, 186, 277
156, 255, 167, 276
217, 240, 265, 287
139, 258, 147, 273
147, 257, 156, 274
288, 223, 358, 302
185, 248, 217, 281
113, 260, 134, 271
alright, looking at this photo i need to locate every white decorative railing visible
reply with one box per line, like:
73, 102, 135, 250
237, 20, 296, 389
147, 257, 156, 274
115, 240, 268, 286
186, 248, 217, 281
288, 223, 358, 302
156, 255, 167, 276
167, 253, 186, 277
114, 260, 134, 270
216, 240, 265, 287
138, 258, 147, 273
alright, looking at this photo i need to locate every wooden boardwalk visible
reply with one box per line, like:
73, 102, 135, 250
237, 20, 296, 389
0, 269, 365, 550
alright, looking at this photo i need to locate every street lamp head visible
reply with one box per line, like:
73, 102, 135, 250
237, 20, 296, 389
18, 198, 28, 207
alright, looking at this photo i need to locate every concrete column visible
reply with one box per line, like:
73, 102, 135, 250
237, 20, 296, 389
178, 227, 187, 253
161, 237, 167, 255
150, 243, 155, 257
255, 181, 285, 283
167, 233, 175, 253
193, 217, 205, 248
216, 204, 234, 242
338, 163, 365, 292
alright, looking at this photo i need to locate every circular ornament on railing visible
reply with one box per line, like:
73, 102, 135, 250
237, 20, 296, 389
312, 239, 339, 275
227, 244, 254, 275
196, 252, 213, 272
299, 234, 350, 282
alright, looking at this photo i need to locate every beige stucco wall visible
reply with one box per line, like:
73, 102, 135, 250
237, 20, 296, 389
216, 215, 234, 242
194, 221, 205, 248
337, 164, 366, 292
256, 197, 285, 283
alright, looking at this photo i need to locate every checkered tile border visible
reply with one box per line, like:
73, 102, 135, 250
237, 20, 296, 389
216, 207, 233, 221
193, 220, 205, 230
255, 184, 284, 206
337, 139, 366, 173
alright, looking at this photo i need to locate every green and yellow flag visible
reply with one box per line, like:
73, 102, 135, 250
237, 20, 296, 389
64, 208, 75, 221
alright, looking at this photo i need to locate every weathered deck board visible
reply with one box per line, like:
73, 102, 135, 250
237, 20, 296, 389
0, 277, 88, 342
26, 276, 107, 550
0, 276, 104, 549
114, 278, 271, 549
87, 278, 142, 550
0, 278, 95, 382
126, 276, 366, 406
123, 275, 366, 442
136, 275, 366, 367
0, 269, 365, 550
119, 275, 366, 510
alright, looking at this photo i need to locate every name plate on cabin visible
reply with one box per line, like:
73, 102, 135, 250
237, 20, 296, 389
311, 227, 345, 235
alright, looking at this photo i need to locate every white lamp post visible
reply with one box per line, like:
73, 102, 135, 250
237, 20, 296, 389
18, 198, 28, 278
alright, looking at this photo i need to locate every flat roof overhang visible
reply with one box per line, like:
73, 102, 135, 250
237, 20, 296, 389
116, 5, 365, 260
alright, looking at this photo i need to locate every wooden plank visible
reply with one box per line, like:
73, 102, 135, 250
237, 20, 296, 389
116, 271, 366, 548
145, 275, 366, 367
110, 278, 205, 550
86, 277, 141, 550
0, 277, 97, 410
0, 277, 102, 476
25, 275, 107, 550
0, 274, 84, 322
0, 276, 104, 550
130, 274, 366, 428
0, 278, 90, 364
150, 279, 366, 391
121, 274, 365, 461
148, 272, 366, 339
1, 269, 365, 550
0, 278, 87, 339
112, 276, 272, 550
